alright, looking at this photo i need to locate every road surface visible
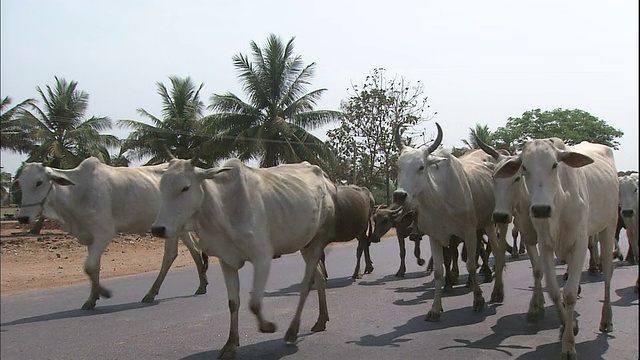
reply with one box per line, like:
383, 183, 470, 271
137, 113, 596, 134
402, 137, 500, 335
1, 235, 638, 360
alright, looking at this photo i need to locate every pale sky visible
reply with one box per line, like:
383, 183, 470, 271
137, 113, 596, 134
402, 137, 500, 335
1, 0, 638, 176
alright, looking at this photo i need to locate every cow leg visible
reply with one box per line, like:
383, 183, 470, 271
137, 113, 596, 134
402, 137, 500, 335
588, 236, 601, 275
599, 228, 617, 333
81, 237, 112, 310
363, 237, 374, 275
450, 245, 459, 287
218, 261, 240, 359
311, 259, 329, 333
511, 225, 520, 258
425, 257, 434, 276
525, 244, 545, 323
478, 236, 493, 284
464, 231, 485, 312
443, 246, 454, 293
560, 236, 588, 359
487, 225, 505, 303
142, 236, 180, 303
413, 239, 426, 266
285, 244, 325, 343
352, 239, 364, 279
396, 236, 407, 277
426, 238, 445, 321
249, 255, 276, 334
181, 231, 209, 295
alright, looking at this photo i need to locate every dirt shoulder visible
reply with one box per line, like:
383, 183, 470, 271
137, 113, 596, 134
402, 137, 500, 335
0, 220, 397, 296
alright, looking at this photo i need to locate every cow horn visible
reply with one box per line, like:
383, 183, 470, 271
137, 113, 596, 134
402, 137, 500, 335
475, 137, 500, 160
427, 122, 443, 154
393, 124, 405, 151
162, 144, 175, 160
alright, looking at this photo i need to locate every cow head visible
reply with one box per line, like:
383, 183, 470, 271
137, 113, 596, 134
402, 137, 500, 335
15, 163, 75, 224
151, 158, 231, 239
370, 204, 403, 242
393, 122, 444, 206
476, 137, 523, 224
619, 174, 639, 219
494, 138, 593, 219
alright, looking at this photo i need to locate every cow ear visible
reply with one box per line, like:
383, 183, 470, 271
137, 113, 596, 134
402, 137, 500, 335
425, 155, 446, 167
494, 157, 522, 179
558, 150, 594, 168
51, 174, 75, 186
198, 167, 233, 181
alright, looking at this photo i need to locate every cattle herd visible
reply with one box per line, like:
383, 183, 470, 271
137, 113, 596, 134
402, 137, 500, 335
13, 123, 639, 360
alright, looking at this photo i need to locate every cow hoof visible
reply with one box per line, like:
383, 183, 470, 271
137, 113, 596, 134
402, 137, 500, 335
218, 341, 238, 359
526, 309, 544, 323
311, 321, 327, 332
99, 287, 112, 299
511, 254, 519, 260
599, 321, 613, 333
425, 310, 441, 322
352, 273, 362, 280
141, 294, 156, 303
443, 285, 453, 293
490, 290, 504, 303
364, 266, 374, 274
588, 268, 599, 276
195, 287, 207, 295
425, 270, 433, 277
284, 328, 299, 344
562, 273, 569, 281
473, 298, 486, 312
395, 271, 406, 278
417, 258, 426, 266
260, 321, 276, 333
81, 302, 96, 310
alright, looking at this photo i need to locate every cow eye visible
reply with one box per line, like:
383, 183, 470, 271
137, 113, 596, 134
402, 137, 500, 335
522, 166, 527, 172
181, 186, 189, 193
552, 163, 558, 169
418, 165, 425, 171
514, 176, 521, 183
36, 180, 43, 187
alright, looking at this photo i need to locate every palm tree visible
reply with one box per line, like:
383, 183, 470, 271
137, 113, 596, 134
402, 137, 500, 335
20, 77, 118, 169
208, 34, 341, 168
118, 76, 216, 166
462, 123, 494, 149
1, 96, 36, 153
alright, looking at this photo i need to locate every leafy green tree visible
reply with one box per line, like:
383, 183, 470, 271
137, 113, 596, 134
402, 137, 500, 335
1, 96, 36, 153
493, 108, 624, 151
462, 123, 494, 149
20, 77, 118, 169
326, 68, 433, 203
208, 34, 341, 168
119, 76, 219, 166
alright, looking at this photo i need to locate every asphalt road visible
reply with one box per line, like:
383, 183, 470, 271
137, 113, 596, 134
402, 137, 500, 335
1, 234, 638, 360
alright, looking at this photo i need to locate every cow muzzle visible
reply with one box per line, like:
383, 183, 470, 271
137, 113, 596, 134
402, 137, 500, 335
393, 190, 408, 205
493, 212, 511, 224
531, 205, 552, 218
151, 226, 167, 238
621, 209, 635, 218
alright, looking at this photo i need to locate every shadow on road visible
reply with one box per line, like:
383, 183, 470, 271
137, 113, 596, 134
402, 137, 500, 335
357, 271, 428, 286
436, 305, 564, 356
347, 303, 500, 348
180, 338, 299, 360
515, 332, 611, 360
0, 294, 198, 327
612, 285, 639, 307
264, 276, 355, 298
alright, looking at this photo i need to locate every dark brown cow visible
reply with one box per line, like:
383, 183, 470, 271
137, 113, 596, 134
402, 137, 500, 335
370, 203, 425, 277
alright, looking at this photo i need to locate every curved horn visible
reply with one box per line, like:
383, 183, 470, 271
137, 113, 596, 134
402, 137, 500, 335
426, 122, 443, 154
475, 137, 500, 160
393, 124, 405, 151
162, 144, 175, 160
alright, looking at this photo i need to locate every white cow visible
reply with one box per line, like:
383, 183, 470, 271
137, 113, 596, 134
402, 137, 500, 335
494, 139, 618, 359
619, 173, 639, 292
393, 123, 505, 321
151, 157, 372, 359
15, 158, 209, 309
